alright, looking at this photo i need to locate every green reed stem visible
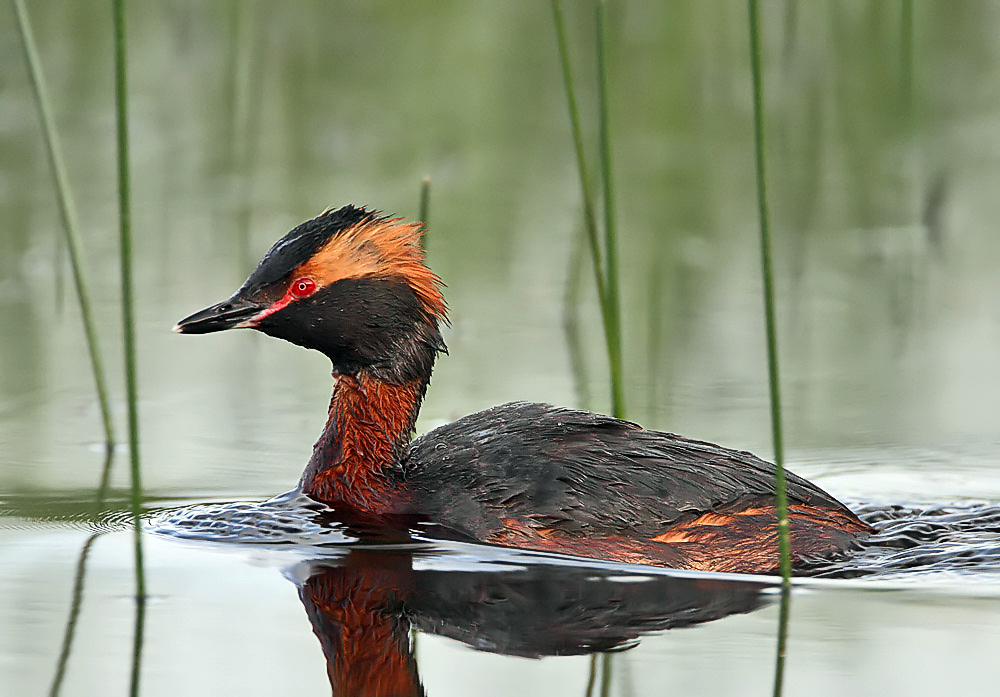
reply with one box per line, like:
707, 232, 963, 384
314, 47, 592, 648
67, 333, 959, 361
95, 444, 115, 510
551, 0, 606, 294
595, 0, 625, 419
48, 533, 100, 697
54, 225, 66, 313
230, 0, 264, 273
418, 176, 431, 250
12, 0, 116, 451
563, 222, 592, 410
113, 0, 144, 559
112, 6, 147, 695
551, 0, 625, 419
749, 8, 793, 696
747, 0, 791, 587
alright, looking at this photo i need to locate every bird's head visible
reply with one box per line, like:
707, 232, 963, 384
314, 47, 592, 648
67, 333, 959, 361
174, 205, 447, 383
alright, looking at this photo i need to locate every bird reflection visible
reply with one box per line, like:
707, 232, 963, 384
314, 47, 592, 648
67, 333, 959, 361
293, 549, 770, 696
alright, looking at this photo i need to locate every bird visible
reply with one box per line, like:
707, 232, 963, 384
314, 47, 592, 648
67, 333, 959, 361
174, 205, 871, 574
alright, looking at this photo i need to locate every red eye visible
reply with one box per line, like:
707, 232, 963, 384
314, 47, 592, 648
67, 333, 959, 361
290, 278, 317, 298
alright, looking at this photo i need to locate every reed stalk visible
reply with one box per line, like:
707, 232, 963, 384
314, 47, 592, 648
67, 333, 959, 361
747, 0, 792, 587
550, 0, 606, 291
95, 445, 115, 510
12, 0, 116, 450
563, 222, 592, 409
54, 228, 66, 313
112, 0, 145, 562
551, 0, 625, 419
111, 1, 146, 692
418, 176, 431, 250
230, 0, 265, 272
595, 0, 624, 419
409, 173, 431, 661
748, 4, 792, 694
405, 174, 434, 658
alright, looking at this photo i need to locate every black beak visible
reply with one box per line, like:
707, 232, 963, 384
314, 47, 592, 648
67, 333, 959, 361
173, 295, 265, 335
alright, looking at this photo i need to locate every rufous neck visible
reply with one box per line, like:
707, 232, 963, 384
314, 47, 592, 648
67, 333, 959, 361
300, 372, 427, 513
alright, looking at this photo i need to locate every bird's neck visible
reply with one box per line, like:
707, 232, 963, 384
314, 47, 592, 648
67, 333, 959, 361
300, 372, 427, 514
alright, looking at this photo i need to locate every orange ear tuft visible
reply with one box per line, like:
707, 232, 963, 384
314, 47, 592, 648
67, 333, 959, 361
298, 216, 447, 322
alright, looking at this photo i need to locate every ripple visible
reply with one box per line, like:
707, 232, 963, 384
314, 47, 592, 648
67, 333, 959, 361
146, 489, 360, 546
815, 500, 1000, 578
144, 493, 1000, 579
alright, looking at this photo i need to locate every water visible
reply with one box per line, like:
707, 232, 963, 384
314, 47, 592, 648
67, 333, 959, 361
3, 1, 1000, 694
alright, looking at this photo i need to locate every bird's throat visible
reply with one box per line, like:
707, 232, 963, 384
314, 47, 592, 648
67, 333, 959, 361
300, 372, 426, 514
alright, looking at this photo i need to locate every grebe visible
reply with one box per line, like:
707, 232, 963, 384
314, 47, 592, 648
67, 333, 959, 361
174, 205, 871, 574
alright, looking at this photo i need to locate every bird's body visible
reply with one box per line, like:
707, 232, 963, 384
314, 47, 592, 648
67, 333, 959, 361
402, 402, 867, 573
175, 206, 871, 574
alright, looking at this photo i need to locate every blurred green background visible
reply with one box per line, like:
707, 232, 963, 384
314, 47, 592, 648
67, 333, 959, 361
3, 0, 998, 500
